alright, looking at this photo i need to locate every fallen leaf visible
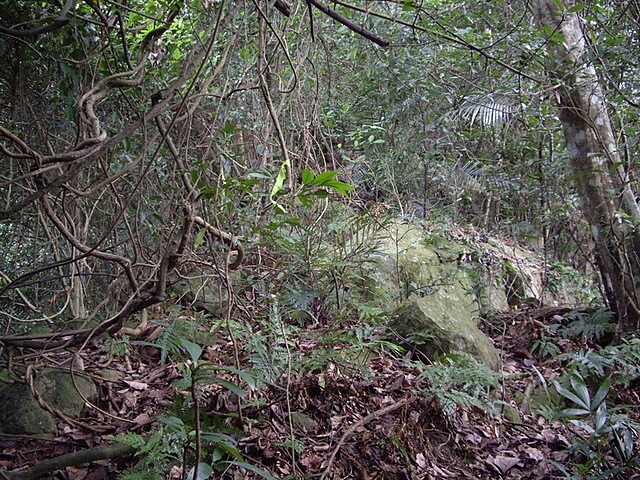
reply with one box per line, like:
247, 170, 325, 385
132, 412, 153, 426
492, 455, 520, 474
124, 379, 148, 390
525, 446, 544, 462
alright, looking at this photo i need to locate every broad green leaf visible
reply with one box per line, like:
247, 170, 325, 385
562, 408, 591, 416
201, 431, 237, 445
220, 122, 237, 135
213, 377, 246, 398
218, 366, 259, 390
194, 227, 207, 248
301, 167, 315, 185
567, 4, 585, 13
270, 159, 291, 213
211, 439, 243, 460
569, 372, 591, 409
594, 402, 608, 434
270, 163, 287, 198
180, 339, 202, 363
322, 179, 354, 196
591, 379, 610, 409
312, 170, 339, 185
160, 415, 186, 433
553, 380, 589, 410
186, 462, 213, 480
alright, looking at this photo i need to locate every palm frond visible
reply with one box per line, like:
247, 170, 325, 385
457, 93, 521, 127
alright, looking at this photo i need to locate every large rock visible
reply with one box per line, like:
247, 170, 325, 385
35, 368, 98, 418
391, 297, 500, 370
359, 220, 583, 312
0, 369, 97, 436
360, 220, 507, 311
0, 383, 56, 435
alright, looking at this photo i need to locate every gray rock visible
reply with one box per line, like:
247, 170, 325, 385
391, 297, 500, 370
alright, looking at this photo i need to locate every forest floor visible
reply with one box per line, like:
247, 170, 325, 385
2, 305, 640, 479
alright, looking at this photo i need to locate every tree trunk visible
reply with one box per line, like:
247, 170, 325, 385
533, 0, 640, 331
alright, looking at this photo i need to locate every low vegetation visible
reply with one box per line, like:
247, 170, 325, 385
1, 1, 639, 478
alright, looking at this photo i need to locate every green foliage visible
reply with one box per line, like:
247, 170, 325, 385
136, 307, 200, 366
416, 353, 498, 421
560, 309, 615, 344
116, 335, 275, 479
299, 167, 354, 202
551, 370, 639, 478
546, 261, 602, 306
3, 0, 640, 477
242, 298, 397, 383
558, 337, 640, 386
531, 332, 561, 359
115, 429, 181, 479
256, 204, 387, 313
455, 93, 521, 128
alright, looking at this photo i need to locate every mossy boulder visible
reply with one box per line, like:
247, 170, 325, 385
35, 369, 98, 418
359, 220, 586, 313
391, 297, 500, 371
0, 369, 97, 436
0, 383, 56, 435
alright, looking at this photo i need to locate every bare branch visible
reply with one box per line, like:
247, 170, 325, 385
0, 0, 75, 39
306, 0, 389, 47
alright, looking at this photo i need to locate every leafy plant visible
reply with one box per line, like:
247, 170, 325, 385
531, 332, 561, 359
136, 306, 201, 366
455, 92, 521, 128
115, 429, 181, 480
551, 370, 639, 478
559, 309, 615, 344
558, 337, 640, 386
117, 338, 275, 480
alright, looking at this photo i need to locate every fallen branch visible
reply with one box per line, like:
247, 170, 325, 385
0, 443, 136, 480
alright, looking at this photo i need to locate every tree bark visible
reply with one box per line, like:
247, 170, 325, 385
533, 0, 640, 331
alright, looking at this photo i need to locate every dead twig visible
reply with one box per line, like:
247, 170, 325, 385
319, 395, 414, 480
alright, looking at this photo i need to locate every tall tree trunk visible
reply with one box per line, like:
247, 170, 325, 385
533, 0, 640, 331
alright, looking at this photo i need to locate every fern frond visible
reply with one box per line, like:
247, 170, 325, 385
417, 353, 498, 420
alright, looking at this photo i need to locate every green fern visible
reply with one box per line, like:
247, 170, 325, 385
114, 428, 180, 480
135, 307, 199, 366
417, 353, 498, 421
117, 466, 160, 480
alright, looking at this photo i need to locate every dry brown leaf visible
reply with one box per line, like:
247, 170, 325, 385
524, 446, 544, 462
124, 379, 148, 390
491, 454, 520, 474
